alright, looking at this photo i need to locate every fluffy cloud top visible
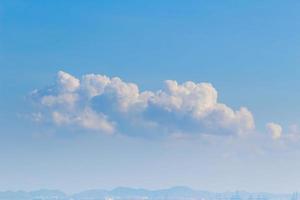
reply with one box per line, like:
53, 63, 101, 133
266, 122, 282, 140
57, 71, 80, 92
31, 71, 256, 137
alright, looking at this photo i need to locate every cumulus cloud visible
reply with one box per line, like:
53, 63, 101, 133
57, 71, 80, 92
52, 109, 115, 134
266, 122, 282, 140
147, 80, 254, 135
31, 71, 256, 137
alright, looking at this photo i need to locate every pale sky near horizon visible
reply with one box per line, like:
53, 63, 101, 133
1, 0, 300, 193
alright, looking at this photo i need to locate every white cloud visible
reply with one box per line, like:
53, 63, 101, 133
41, 93, 78, 107
150, 80, 218, 116
57, 71, 80, 92
75, 108, 115, 134
266, 122, 282, 140
52, 109, 115, 134
31, 71, 256, 137
101, 77, 152, 112
147, 80, 254, 135
81, 74, 110, 98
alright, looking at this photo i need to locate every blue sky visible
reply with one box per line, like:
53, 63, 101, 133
1, 0, 300, 193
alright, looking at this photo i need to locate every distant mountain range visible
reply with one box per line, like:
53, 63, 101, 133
0, 187, 297, 200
